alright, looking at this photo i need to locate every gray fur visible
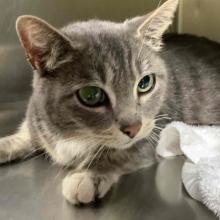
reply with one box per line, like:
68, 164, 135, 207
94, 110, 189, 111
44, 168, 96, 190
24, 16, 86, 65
0, 0, 219, 204
161, 34, 220, 125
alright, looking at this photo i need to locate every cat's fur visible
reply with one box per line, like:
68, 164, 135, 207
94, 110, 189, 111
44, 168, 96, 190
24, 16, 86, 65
0, 0, 219, 204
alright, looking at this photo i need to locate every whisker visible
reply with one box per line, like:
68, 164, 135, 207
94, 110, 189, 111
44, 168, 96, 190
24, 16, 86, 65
155, 113, 169, 118
28, 150, 48, 161
155, 117, 172, 121
23, 147, 41, 159
53, 167, 65, 181
95, 145, 107, 165
85, 145, 106, 171
149, 131, 158, 144
147, 136, 156, 148
106, 147, 111, 160
151, 131, 160, 140
154, 126, 163, 131
147, 136, 161, 162
149, 133, 158, 143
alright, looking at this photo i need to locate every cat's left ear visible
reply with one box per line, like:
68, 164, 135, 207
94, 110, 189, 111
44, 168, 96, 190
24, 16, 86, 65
127, 0, 179, 51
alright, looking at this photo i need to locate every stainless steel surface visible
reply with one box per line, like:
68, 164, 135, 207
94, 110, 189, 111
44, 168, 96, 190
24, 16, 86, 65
0, 155, 217, 220
0, 1, 218, 219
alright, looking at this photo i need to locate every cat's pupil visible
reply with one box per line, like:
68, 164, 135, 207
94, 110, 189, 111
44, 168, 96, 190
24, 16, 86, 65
138, 76, 150, 89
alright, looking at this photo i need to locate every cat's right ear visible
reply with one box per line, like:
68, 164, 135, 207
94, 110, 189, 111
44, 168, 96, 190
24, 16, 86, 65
16, 15, 73, 74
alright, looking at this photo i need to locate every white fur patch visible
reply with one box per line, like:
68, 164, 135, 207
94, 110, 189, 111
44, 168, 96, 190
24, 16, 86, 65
54, 138, 97, 165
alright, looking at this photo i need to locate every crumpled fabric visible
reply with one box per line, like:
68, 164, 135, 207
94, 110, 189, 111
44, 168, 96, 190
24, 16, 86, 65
156, 122, 220, 217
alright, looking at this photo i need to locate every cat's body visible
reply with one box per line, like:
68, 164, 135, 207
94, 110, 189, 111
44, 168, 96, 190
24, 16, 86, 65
0, 0, 219, 204
161, 34, 220, 125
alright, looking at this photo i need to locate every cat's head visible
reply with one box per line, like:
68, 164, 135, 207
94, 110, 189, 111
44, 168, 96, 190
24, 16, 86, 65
16, 0, 178, 150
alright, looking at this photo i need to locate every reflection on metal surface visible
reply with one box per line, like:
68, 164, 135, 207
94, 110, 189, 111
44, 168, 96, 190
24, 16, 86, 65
0, 156, 216, 220
155, 157, 184, 205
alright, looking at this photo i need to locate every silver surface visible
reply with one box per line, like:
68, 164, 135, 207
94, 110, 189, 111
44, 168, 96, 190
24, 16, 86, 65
0, 156, 217, 220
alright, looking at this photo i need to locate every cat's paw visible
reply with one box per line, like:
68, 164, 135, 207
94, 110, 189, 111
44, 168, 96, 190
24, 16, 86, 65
62, 171, 119, 205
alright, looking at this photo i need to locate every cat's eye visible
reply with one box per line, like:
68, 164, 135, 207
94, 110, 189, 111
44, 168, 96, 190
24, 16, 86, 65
77, 86, 106, 107
137, 74, 155, 94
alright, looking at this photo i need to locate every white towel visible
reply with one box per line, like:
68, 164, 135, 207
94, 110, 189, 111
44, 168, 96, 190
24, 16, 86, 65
156, 122, 220, 217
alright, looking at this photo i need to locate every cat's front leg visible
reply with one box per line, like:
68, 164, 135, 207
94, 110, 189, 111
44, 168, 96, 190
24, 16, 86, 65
62, 171, 120, 205
0, 121, 35, 164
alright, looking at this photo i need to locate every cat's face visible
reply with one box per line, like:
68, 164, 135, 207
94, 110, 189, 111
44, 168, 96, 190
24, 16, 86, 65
16, 0, 178, 150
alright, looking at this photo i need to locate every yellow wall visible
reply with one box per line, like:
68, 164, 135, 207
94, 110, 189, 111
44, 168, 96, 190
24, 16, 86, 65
178, 0, 220, 42
0, 0, 162, 45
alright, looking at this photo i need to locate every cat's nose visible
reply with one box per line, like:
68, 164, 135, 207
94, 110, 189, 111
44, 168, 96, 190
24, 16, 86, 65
120, 122, 142, 138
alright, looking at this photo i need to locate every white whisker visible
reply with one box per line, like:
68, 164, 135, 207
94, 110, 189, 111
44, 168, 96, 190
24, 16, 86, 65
154, 126, 163, 131
85, 145, 106, 171
151, 131, 160, 140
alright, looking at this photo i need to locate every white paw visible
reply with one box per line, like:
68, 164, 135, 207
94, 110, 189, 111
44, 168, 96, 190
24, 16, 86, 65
62, 171, 119, 205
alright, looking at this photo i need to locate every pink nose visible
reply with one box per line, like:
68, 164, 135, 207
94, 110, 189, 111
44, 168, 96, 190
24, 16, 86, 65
120, 122, 142, 138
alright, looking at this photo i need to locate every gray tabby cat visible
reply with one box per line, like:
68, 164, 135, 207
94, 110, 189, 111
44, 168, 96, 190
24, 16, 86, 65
0, 0, 220, 204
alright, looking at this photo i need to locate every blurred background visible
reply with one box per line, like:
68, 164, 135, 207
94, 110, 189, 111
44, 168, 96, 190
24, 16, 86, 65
0, 0, 171, 45
178, 0, 220, 43
0, 0, 220, 46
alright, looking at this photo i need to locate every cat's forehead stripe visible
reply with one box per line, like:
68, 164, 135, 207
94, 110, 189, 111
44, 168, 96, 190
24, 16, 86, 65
90, 34, 137, 86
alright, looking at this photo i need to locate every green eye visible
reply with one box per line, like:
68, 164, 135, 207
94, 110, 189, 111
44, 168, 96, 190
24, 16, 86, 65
77, 86, 106, 107
137, 74, 155, 93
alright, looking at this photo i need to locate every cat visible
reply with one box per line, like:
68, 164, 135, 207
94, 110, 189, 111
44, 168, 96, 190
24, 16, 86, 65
0, 0, 219, 205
